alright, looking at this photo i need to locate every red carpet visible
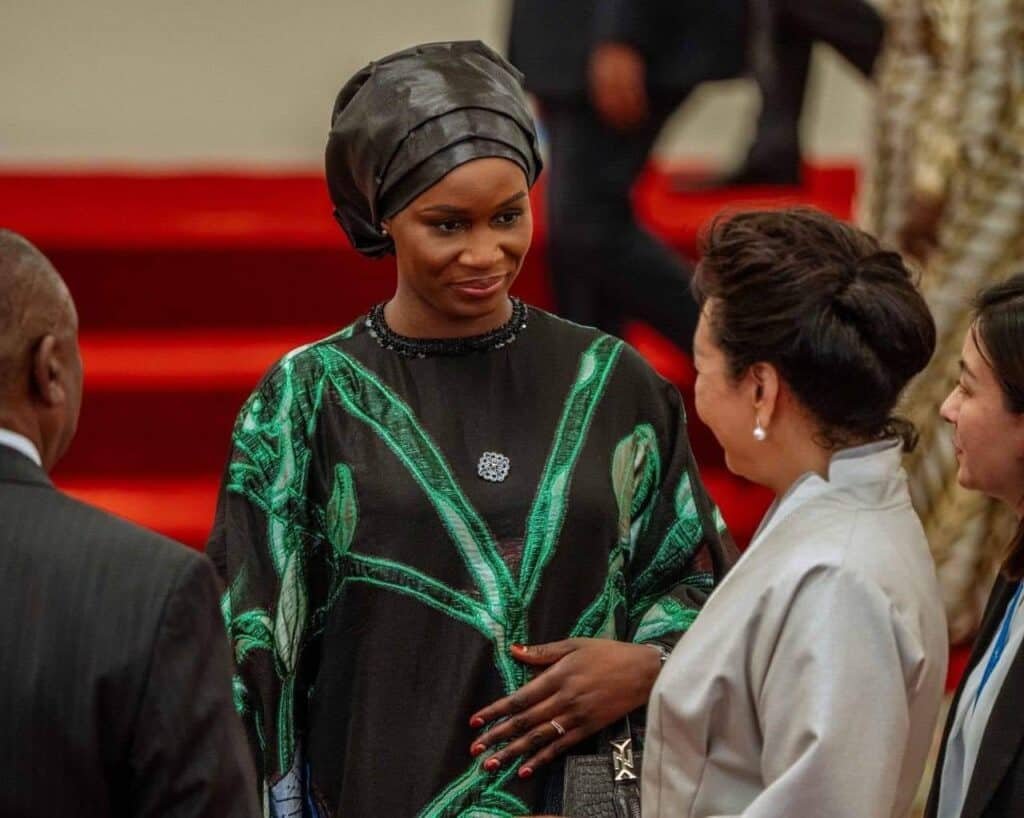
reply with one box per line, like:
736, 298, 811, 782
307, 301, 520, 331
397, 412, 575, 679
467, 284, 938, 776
0, 163, 860, 547
4, 162, 860, 548
2, 162, 973, 688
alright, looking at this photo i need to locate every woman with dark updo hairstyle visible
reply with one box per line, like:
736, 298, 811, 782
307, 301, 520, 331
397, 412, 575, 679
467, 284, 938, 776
207, 41, 732, 817
642, 208, 948, 818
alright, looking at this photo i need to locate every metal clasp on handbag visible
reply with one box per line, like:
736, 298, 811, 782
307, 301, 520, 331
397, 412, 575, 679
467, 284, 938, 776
611, 737, 637, 781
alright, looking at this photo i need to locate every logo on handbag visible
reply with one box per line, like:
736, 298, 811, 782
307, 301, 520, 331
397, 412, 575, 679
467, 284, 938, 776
611, 738, 637, 781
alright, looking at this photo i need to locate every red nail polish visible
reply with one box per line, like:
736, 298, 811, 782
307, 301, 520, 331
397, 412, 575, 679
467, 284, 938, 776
469, 716, 484, 729
511, 643, 526, 652
518, 766, 534, 779
471, 743, 485, 757
484, 758, 501, 772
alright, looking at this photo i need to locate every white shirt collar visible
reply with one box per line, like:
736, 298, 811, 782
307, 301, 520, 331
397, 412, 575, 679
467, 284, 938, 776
0, 428, 43, 468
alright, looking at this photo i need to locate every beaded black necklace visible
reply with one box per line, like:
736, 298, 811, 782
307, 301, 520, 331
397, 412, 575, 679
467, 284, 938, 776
366, 297, 529, 358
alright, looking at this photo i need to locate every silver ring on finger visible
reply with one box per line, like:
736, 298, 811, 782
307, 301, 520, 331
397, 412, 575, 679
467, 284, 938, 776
549, 719, 566, 738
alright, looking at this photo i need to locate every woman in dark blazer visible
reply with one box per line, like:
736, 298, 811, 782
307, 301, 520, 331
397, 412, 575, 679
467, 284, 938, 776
927, 272, 1024, 818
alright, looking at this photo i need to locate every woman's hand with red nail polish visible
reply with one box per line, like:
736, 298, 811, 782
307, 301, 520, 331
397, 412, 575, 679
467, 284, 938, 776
467, 638, 662, 776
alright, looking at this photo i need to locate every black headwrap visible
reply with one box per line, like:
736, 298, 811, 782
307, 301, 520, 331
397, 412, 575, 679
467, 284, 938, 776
325, 40, 543, 258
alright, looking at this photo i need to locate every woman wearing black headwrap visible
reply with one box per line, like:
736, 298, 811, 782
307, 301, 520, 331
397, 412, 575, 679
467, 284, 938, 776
209, 41, 733, 817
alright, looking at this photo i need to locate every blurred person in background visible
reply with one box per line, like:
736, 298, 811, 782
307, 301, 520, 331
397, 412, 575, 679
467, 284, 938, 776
868, 0, 1024, 643
703, 0, 884, 187
507, 0, 748, 353
507, 0, 885, 351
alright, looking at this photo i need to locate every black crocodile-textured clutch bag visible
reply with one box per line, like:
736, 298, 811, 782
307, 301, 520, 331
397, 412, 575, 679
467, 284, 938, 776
561, 718, 642, 818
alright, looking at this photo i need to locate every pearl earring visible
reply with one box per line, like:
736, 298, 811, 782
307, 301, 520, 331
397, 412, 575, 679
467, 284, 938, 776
753, 418, 767, 441
380, 225, 389, 236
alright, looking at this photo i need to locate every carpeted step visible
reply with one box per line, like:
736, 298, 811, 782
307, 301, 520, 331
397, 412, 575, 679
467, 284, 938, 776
58, 328, 334, 478
59, 475, 219, 551
0, 166, 855, 331
58, 324, 724, 479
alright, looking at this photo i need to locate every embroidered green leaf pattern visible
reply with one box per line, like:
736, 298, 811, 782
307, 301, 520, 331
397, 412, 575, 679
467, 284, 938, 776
610, 423, 660, 548
221, 585, 233, 631
230, 608, 275, 664
321, 346, 518, 619
318, 335, 624, 817
220, 330, 719, 817
631, 470, 703, 605
325, 463, 358, 559
518, 336, 623, 610
632, 596, 699, 643
275, 553, 307, 675
232, 674, 249, 715
628, 469, 708, 634
277, 674, 296, 776
228, 356, 320, 577
612, 434, 636, 541
713, 505, 728, 535
417, 762, 523, 818
569, 568, 627, 640
340, 552, 501, 645
571, 424, 661, 641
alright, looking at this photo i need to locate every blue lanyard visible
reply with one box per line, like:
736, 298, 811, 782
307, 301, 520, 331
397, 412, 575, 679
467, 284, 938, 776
972, 582, 1024, 711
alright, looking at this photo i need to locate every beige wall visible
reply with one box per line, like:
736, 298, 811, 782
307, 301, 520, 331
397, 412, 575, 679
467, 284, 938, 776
0, 0, 873, 168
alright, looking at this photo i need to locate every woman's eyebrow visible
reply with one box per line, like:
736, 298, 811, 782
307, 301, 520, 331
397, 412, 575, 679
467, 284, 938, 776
497, 191, 528, 207
418, 204, 468, 215
418, 191, 527, 215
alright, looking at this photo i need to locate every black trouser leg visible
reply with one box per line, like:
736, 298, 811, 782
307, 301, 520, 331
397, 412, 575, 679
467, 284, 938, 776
743, 0, 884, 177
781, 0, 884, 76
541, 94, 700, 355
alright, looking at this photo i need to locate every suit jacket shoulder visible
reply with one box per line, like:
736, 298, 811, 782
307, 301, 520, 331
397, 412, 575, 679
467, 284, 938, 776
0, 454, 255, 817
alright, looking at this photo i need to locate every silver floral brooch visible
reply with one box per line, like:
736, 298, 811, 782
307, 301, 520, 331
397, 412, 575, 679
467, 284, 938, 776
477, 452, 510, 483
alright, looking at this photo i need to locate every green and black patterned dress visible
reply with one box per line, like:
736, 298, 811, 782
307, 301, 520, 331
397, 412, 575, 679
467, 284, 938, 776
208, 304, 733, 818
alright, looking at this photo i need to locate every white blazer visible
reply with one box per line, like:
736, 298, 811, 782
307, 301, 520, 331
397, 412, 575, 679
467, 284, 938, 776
642, 442, 948, 818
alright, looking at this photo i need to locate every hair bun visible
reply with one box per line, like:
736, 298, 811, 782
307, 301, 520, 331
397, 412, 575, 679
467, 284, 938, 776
694, 207, 936, 451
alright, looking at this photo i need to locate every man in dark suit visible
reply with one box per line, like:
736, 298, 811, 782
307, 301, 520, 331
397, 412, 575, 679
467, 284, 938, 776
0, 229, 259, 817
508, 0, 748, 352
508, 1, 884, 348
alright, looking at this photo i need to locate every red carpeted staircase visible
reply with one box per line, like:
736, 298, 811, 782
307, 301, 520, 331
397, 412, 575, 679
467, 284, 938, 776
0, 164, 862, 549
4, 162, 972, 687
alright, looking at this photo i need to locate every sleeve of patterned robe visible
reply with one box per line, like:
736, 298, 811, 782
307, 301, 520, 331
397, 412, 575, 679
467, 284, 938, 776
623, 378, 737, 653
207, 352, 331, 805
